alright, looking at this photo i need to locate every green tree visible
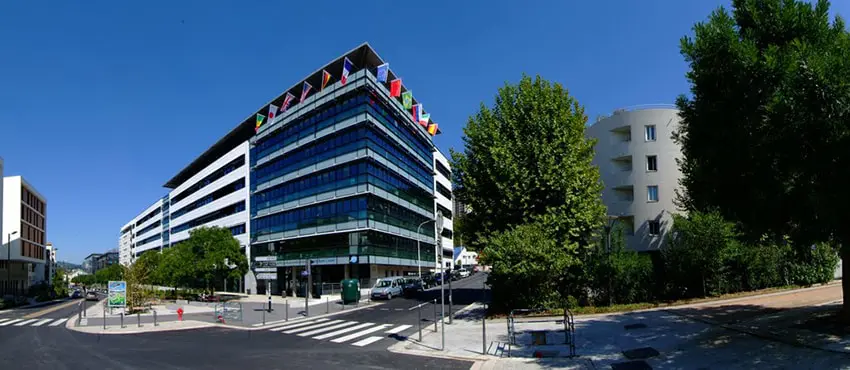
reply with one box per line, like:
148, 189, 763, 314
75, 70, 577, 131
481, 223, 572, 310
158, 227, 248, 291
158, 243, 199, 289
52, 268, 68, 297
587, 224, 654, 305
94, 264, 123, 284
675, 0, 850, 314
134, 250, 163, 286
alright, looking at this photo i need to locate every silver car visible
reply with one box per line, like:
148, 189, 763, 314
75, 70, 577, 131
370, 278, 403, 300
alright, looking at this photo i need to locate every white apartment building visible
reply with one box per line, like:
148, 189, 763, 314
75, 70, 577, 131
586, 106, 682, 251
120, 141, 253, 292
434, 150, 454, 270
2, 176, 48, 294
453, 246, 478, 269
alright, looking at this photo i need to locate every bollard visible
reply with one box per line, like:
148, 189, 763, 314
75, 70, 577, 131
433, 299, 437, 332
326, 296, 329, 314
82, 299, 87, 317
418, 303, 422, 342
137, 312, 141, 327
482, 280, 487, 355
262, 305, 266, 326
285, 300, 288, 322
120, 313, 124, 328
102, 303, 106, 329
154, 310, 158, 326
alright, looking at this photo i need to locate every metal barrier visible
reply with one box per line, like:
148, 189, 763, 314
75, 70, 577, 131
214, 301, 243, 322
507, 307, 576, 358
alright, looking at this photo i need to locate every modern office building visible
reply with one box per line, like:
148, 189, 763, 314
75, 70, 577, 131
2, 176, 48, 294
41, 242, 55, 285
120, 43, 450, 295
434, 150, 454, 269
586, 106, 683, 252
96, 251, 119, 271
82, 253, 101, 274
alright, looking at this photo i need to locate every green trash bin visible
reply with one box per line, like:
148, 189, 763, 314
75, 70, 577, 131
340, 279, 361, 304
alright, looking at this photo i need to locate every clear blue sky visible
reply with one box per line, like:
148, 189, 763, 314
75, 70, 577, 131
1, 1, 847, 263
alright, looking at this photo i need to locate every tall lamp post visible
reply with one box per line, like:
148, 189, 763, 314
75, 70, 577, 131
604, 215, 621, 307
7, 231, 18, 297
416, 219, 436, 279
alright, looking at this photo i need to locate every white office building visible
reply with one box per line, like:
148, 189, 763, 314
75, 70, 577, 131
586, 106, 683, 251
434, 150, 454, 270
2, 176, 48, 294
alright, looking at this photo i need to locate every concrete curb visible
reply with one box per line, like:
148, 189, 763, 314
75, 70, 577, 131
66, 317, 217, 335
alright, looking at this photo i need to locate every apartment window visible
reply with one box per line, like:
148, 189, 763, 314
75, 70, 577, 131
645, 125, 656, 141
646, 155, 657, 172
648, 220, 661, 236
647, 186, 659, 202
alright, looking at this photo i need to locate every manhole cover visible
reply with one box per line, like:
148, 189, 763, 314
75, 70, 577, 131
624, 323, 647, 330
611, 360, 653, 370
623, 347, 660, 359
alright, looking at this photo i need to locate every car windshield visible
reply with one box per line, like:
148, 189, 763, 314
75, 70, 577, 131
376, 280, 392, 288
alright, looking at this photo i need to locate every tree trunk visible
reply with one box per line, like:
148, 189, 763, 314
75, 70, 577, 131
841, 247, 850, 320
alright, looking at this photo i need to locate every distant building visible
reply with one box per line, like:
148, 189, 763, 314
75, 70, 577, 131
452, 246, 478, 269
2, 175, 48, 294
82, 253, 101, 274
44, 243, 55, 285
95, 252, 118, 272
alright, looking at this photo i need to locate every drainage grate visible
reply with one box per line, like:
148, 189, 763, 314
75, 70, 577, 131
611, 360, 653, 370
624, 323, 647, 330
623, 346, 660, 360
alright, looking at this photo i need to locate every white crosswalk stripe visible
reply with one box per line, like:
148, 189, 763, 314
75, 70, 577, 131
14, 319, 38, 326
297, 321, 360, 337
331, 324, 392, 343
268, 318, 329, 332
385, 324, 412, 334
313, 322, 375, 340
351, 336, 385, 347
0, 318, 10, 324
30, 319, 53, 327
0, 319, 22, 326
48, 318, 68, 326
282, 320, 343, 334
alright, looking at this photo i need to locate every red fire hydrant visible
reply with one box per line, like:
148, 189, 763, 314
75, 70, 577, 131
177, 308, 184, 321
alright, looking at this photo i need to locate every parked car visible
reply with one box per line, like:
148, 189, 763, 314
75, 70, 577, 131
401, 278, 423, 296
370, 278, 403, 300
421, 273, 436, 289
70, 290, 82, 299
85, 291, 98, 301
457, 269, 471, 278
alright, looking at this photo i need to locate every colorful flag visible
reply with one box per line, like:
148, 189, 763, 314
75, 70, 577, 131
402, 91, 413, 109
390, 79, 402, 97
419, 112, 431, 127
427, 123, 438, 135
376, 63, 389, 82
268, 104, 279, 121
255, 113, 266, 133
281, 92, 295, 112
321, 70, 332, 91
341, 57, 353, 85
411, 104, 421, 123
300, 81, 313, 103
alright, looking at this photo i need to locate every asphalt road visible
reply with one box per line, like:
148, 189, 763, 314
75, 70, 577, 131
0, 289, 476, 369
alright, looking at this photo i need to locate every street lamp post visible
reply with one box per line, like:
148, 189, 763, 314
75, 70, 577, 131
7, 231, 18, 297
416, 219, 436, 279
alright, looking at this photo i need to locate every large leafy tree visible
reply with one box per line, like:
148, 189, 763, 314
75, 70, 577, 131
675, 0, 850, 313
177, 226, 248, 291
451, 74, 605, 250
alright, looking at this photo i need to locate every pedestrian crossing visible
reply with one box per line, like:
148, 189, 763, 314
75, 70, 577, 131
0, 317, 68, 328
263, 318, 416, 348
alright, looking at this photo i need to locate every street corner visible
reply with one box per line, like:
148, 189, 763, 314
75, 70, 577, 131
66, 318, 218, 335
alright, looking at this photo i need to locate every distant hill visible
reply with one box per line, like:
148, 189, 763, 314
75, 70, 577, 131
56, 261, 83, 271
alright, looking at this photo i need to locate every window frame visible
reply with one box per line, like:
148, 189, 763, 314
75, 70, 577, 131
646, 155, 658, 172
644, 125, 657, 142
647, 185, 659, 202
648, 220, 661, 236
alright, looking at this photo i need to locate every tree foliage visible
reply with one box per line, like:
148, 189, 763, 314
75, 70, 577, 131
675, 0, 850, 311
451, 74, 605, 251
94, 264, 123, 284
587, 224, 654, 306
153, 227, 248, 291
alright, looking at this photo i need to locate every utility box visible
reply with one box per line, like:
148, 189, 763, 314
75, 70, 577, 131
340, 279, 361, 304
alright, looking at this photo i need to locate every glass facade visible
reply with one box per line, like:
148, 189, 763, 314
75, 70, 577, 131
250, 83, 436, 265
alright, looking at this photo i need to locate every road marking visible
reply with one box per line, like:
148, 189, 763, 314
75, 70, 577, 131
252, 316, 304, 327
385, 324, 412, 334
380, 308, 389, 311
394, 308, 403, 311
48, 318, 68, 327
297, 321, 360, 337
313, 322, 375, 340
0, 319, 22, 326
30, 319, 53, 327
331, 324, 392, 343
282, 320, 343, 334
14, 319, 38, 326
23, 299, 82, 319
268, 318, 329, 332
351, 336, 385, 347
0, 318, 9, 324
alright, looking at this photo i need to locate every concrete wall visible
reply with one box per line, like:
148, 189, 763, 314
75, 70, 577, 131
586, 107, 683, 251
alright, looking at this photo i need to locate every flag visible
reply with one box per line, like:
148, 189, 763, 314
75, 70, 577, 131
419, 113, 431, 127
427, 123, 438, 136
390, 79, 402, 97
255, 113, 266, 133
341, 57, 353, 85
281, 92, 295, 112
402, 91, 413, 109
300, 81, 312, 103
268, 104, 278, 121
321, 70, 332, 90
376, 63, 389, 82
411, 104, 421, 123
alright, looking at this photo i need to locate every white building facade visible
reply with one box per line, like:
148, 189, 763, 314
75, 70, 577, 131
434, 150, 454, 270
586, 106, 683, 252
2, 176, 48, 293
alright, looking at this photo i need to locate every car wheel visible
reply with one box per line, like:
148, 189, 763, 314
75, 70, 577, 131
387, 293, 392, 300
